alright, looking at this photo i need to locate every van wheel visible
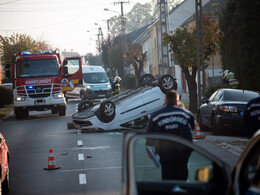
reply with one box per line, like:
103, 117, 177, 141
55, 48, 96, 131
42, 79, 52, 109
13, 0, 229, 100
158, 74, 177, 93
139, 74, 155, 86
78, 101, 94, 112
99, 101, 115, 123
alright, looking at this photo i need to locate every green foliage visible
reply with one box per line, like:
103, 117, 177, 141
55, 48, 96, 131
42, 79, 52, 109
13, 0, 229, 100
203, 83, 230, 99
123, 73, 136, 89
0, 86, 13, 107
219, 0, 260, 91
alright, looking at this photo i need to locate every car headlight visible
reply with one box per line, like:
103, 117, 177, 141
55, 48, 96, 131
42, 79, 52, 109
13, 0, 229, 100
86, 85, 92, 89
54, 93, 64, 99
16, 96, 26, 101
107, 84, 111, 89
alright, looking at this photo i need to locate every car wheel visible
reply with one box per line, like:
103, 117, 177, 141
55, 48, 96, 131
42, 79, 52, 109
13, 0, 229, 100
59, 105, 66, 116
78, 101, 94, 112
2, 162, 10, 193
212, 116, 219, 135
158, 74, 177, 93
80, 91, 85, 100
99, 101, 115, 123
198, 112, 209, 131
139, 74, 155, 86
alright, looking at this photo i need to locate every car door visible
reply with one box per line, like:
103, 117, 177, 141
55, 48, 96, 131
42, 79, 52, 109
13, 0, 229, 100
201, 89, 223, 127
61, 57, 83, 92
232, 130, 260, 195
122, 132, 232, 195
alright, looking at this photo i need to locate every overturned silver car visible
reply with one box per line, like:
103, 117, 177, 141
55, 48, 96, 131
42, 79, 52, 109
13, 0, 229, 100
72, 74, 182, 131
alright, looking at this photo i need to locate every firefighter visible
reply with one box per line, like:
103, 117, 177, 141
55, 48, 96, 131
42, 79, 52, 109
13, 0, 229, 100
112, 76, 121, 96
227, 72, 239, 88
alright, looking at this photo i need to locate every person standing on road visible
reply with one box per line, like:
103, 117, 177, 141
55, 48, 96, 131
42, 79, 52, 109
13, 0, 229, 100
146, 90, 195, 180
112, 76, 121, 96
243, 96, 260, 138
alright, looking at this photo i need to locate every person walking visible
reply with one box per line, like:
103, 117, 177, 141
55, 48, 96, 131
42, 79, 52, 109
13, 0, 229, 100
243, 96, 260, 138
146, 90, 195, 180
111, 76, 121, 96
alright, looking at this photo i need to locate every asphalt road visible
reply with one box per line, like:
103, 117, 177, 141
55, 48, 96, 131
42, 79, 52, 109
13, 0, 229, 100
0, 100, 247, 194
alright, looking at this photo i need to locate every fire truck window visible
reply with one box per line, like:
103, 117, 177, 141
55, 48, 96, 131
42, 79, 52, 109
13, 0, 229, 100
17, 59, 59, 78
65, 59, 79, 75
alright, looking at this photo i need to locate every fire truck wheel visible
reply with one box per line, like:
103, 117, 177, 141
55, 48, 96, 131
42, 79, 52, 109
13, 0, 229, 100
59, 106, 66, 116
15, 108, 28, 119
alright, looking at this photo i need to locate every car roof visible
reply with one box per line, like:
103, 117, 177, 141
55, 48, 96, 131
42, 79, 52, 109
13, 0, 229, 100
82, 65, 105, 73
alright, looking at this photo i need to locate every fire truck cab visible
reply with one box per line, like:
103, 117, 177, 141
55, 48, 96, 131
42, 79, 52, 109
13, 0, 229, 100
6, 51, 82, 119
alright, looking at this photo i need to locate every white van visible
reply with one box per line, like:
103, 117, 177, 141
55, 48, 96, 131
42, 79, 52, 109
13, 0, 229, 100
65, 65, 112, 100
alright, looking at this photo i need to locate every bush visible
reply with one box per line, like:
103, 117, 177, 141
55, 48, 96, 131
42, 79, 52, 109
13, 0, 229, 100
0, 86, 13, 107
123, 74, 136, 89
203, 83, 230, 99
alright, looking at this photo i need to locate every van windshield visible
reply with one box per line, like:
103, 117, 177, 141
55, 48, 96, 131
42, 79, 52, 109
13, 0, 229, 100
83, 72, 109, 83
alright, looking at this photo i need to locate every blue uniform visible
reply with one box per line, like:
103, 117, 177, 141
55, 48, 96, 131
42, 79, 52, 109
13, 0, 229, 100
147, 105, 195, 180
243, 96, 260, 138
147, 105, 194, 141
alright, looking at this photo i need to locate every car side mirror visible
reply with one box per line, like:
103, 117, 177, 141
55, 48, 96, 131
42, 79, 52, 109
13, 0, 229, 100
5, 70, 10, 78
6, 63, 10, 69
201, 97, 209, 104
63, 59, 68, 65
63, 66, 68, 76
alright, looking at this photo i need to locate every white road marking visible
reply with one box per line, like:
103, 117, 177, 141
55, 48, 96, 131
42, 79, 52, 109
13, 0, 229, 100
58, 166, 122, 173
77, 130, 81, 134
71, 146, 111, 150
78, 140, 83, 146
79, 174, 87, 184
78, 153, 84, 161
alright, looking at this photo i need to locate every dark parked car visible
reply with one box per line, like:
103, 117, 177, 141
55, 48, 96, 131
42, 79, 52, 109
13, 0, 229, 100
197, 88, 260, 135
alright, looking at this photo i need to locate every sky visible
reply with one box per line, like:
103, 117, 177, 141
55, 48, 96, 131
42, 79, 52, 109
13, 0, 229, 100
0, 0, 152, 55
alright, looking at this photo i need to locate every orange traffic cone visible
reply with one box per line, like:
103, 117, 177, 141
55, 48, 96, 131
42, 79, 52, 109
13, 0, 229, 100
194, 123, 203, 139
44, 149, 60, 170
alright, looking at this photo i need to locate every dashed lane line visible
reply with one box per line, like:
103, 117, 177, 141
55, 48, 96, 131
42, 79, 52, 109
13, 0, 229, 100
78, 153, 85, 161
79, 174, 87, 184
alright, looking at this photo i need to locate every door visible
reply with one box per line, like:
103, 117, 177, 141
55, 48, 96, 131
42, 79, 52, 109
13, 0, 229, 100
61, 57, 82, 92
232, 130, 260, 195
122, 132, 232, 195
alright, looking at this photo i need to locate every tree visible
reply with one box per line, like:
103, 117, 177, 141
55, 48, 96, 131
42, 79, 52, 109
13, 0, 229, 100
219, 0, 260, 91
164, 16, 221, 113
125, 42, 147, 85
0, 33, 37, 69
109, 3, 153, 37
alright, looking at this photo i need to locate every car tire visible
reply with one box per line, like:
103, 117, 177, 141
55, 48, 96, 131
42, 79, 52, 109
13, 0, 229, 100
80, 90, 85, 100
158, 74, 177, 94
139, 74, 155, 86
78, 101, 94, 112
2, 162, 9, 193
59, 106, 66, 116
212, 116, 220, 135
198, 112, 209, 131
99, 101, 115, 123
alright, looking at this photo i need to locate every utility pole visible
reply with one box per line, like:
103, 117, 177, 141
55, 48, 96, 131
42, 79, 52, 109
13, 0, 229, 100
195, 0, 205, 106
114, 1, 129, 74
158, 0, 170, 76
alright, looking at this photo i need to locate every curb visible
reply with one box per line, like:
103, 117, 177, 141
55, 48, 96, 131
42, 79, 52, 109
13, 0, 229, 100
0, 111, 14, 123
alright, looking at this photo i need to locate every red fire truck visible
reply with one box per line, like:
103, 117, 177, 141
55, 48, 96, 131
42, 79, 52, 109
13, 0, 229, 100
5, 51, 82, 119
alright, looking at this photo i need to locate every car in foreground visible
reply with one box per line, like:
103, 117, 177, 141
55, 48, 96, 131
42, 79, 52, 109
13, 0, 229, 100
197, 88, 260, 135
122, 129, 260, 195
72, 74, 181, 131
0, 132, 10, 193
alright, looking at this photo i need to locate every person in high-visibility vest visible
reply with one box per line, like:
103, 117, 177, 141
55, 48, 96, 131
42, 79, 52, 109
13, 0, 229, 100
112, 76, 121, 96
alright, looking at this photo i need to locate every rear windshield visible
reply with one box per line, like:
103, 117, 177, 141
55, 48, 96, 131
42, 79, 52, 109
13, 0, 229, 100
83, 72, 109, 83
223, 90, 259, 101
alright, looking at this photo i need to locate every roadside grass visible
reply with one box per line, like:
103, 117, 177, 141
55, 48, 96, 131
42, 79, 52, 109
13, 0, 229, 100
0, 104, 13, 119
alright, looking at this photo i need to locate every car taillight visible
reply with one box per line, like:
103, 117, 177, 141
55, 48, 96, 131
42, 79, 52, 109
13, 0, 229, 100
220, 106, 238, 112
